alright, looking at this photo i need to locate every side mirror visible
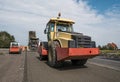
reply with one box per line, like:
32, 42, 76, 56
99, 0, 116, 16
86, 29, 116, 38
44, 25, 48, 34
44, 29, 47, 34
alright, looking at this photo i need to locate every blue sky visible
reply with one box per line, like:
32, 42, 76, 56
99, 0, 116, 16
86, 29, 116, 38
0, 0, 120, 48
76, 0, 120, 13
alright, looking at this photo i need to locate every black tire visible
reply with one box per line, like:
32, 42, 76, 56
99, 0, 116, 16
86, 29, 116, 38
39, 47, 47, 61
48, 41, 63, 68
71, 59, 87, 66
39, 53, 46, 61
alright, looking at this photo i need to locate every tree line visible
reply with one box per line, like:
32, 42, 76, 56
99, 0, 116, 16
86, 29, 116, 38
0, 31, 15, 48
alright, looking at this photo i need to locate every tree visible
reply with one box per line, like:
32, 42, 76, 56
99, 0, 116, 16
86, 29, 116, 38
98, 45, 102, 49
0, 31, 15, 48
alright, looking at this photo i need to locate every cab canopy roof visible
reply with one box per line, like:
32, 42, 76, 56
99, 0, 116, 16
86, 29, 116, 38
47, 18, 75, 24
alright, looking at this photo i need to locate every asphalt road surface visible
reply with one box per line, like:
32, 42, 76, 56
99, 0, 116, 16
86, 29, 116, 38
0, 49, 120, 82
0, 49, 24, 82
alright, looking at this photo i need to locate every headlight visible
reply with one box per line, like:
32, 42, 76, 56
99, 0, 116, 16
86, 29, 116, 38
68, 40, 75, 48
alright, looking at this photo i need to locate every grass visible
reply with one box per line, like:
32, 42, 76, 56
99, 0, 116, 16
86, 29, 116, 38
100, 50, 120, 56
0, 52, 4, 55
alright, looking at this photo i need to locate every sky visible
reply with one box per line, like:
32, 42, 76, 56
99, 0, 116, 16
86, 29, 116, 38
0, 0, 120, 48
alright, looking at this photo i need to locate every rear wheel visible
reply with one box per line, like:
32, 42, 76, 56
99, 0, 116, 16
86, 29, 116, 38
39, 53, 47, 60
48, 41, 63, 68
71, 59, 87, 66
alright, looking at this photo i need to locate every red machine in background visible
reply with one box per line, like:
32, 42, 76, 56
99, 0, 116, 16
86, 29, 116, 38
37, 42, 48, 60
9, 42, 22, 54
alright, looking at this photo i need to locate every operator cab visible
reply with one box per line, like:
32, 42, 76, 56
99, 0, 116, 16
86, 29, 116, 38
44, 14, 75, 34
10, 42, 20, 47
44, 14, 75, 41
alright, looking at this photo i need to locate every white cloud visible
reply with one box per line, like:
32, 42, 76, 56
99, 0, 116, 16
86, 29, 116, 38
0, 0, 120, 48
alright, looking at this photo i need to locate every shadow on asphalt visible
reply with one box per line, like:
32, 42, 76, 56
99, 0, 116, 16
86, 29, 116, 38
55, 61, 88, 71
36, 56, 88, 71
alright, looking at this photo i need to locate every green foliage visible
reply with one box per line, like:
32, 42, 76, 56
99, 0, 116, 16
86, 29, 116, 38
0, 52, 4, 55
100, 50, 120, 56
98, 45, 101, 49
102, 45, 107, 50
98, 45, 107, 50
0, 31, 15, 48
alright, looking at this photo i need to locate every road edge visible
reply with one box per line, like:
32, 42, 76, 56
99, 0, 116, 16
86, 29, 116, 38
88, 61, 120, 72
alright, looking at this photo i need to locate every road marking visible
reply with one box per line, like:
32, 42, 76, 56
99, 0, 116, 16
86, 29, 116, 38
88, 61, 120, 71
22, 51, 28, 82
